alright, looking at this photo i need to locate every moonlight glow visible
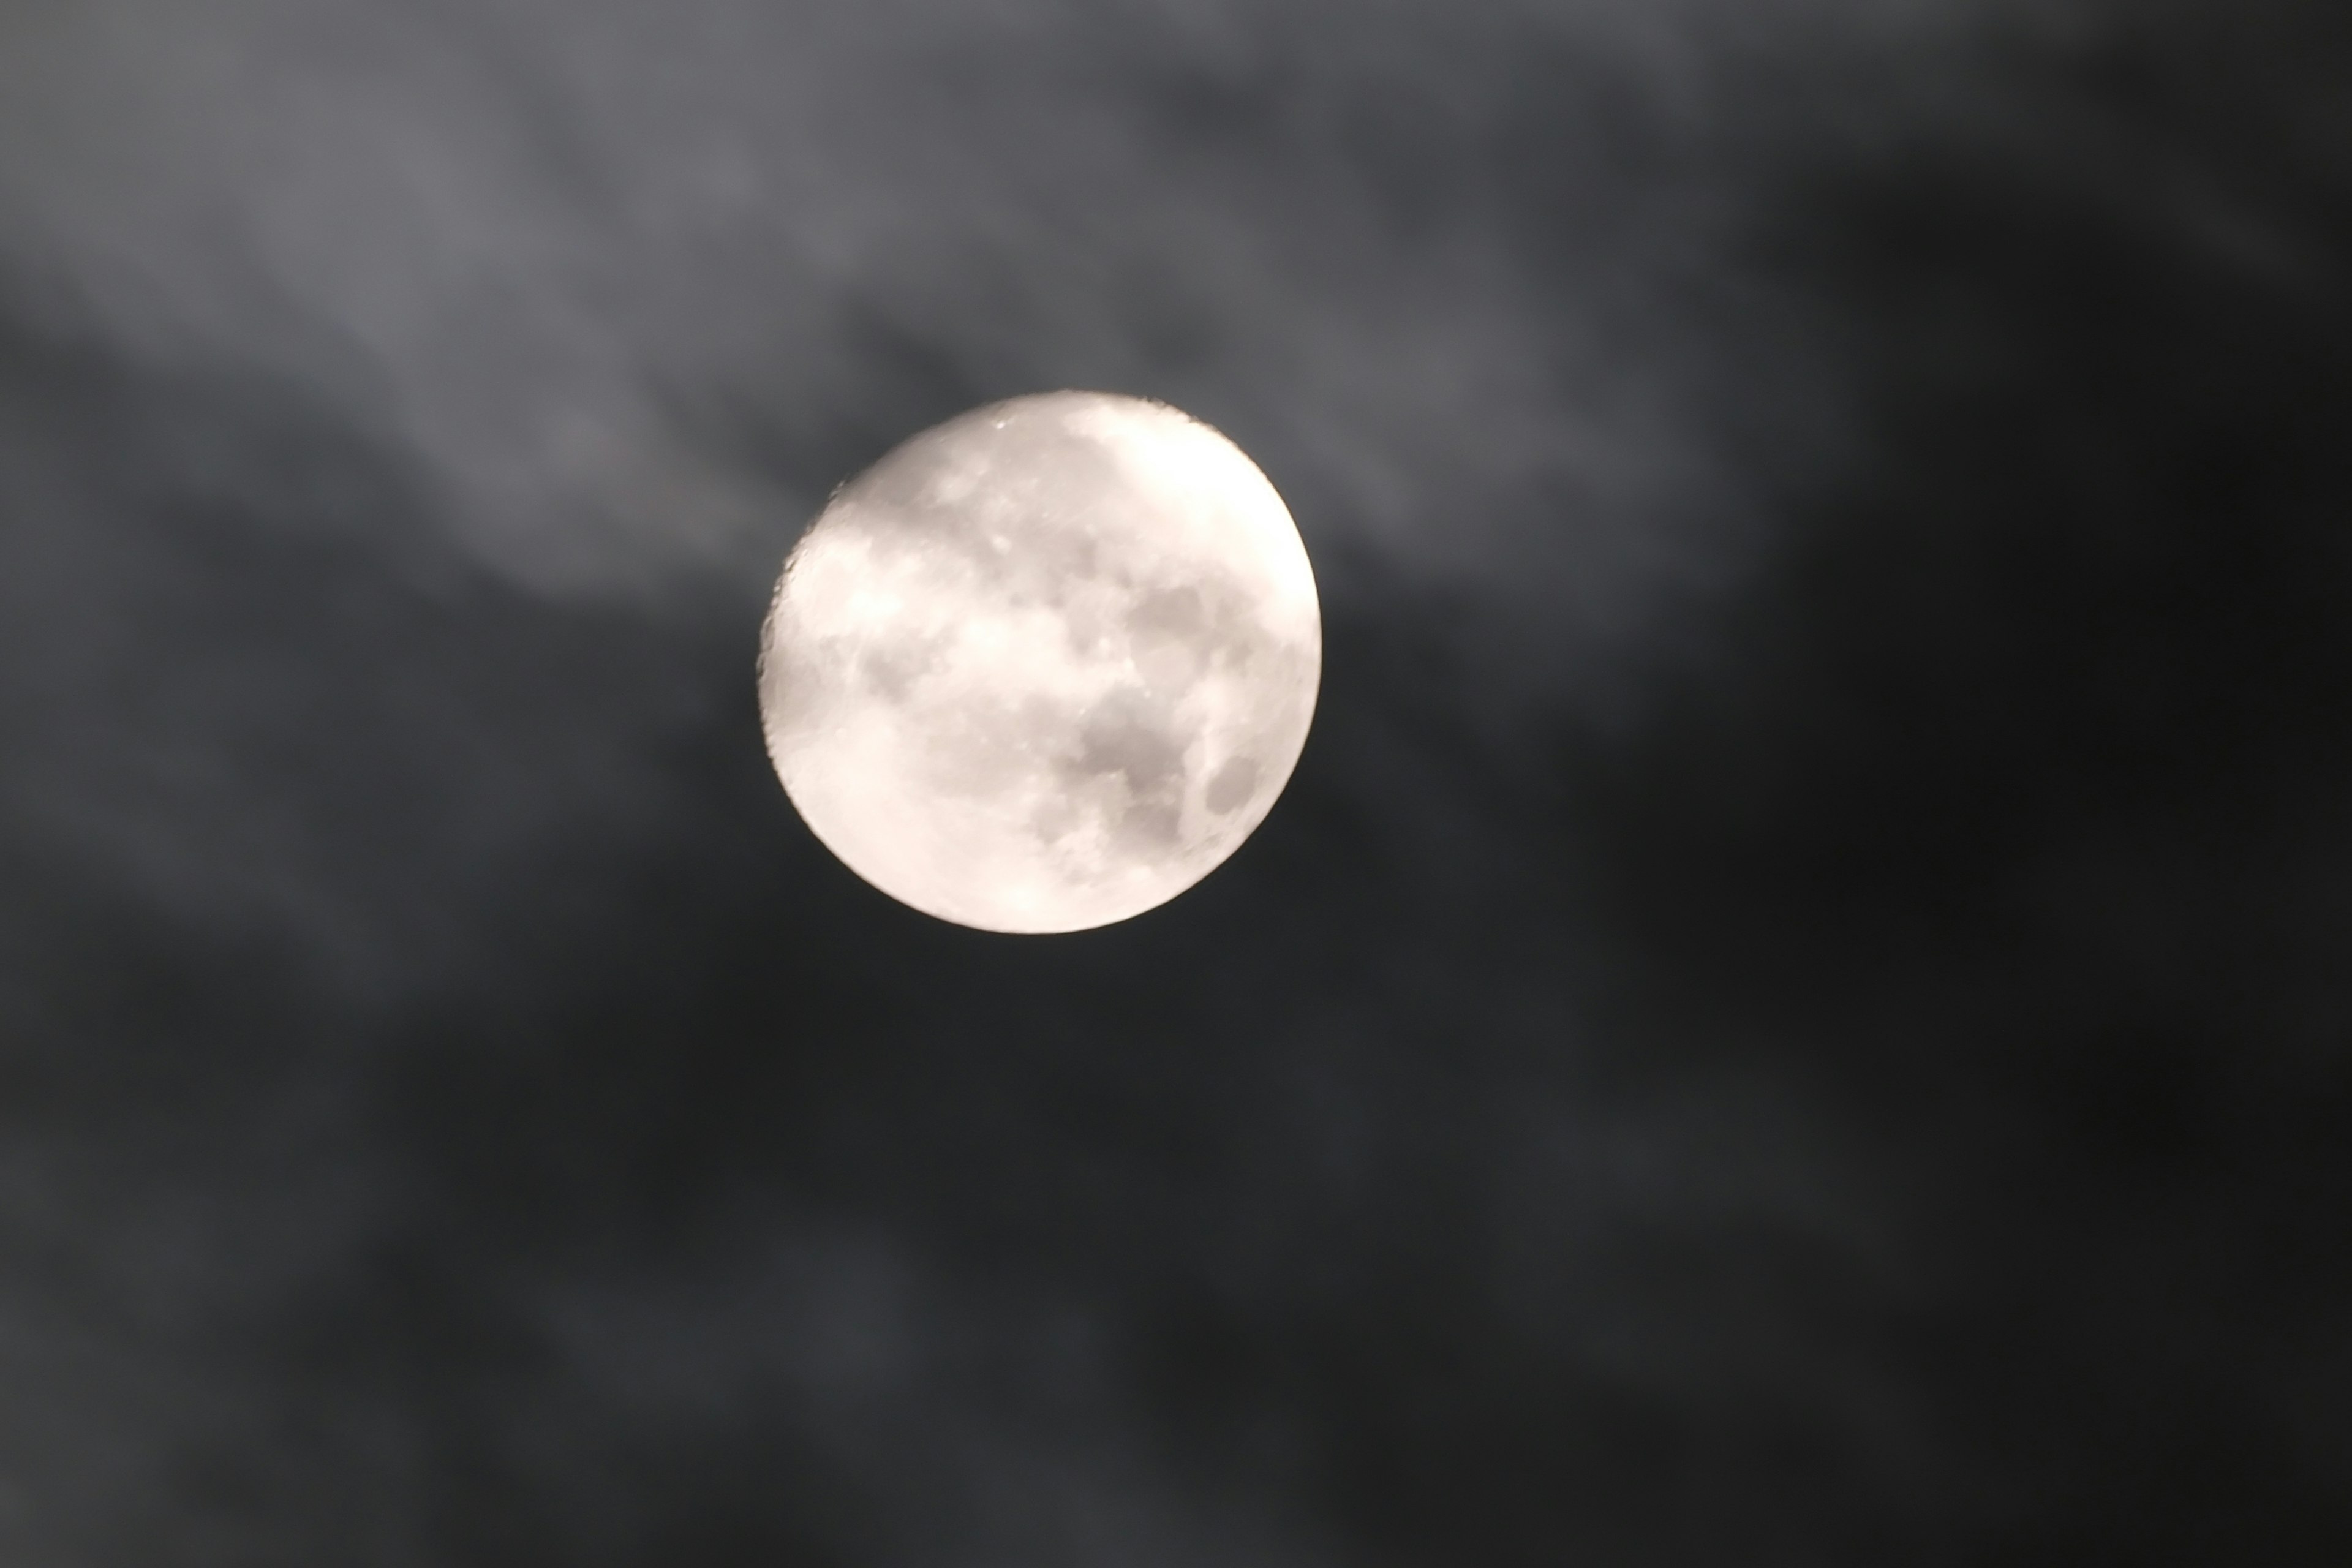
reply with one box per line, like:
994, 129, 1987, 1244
758, 391, 1322, 933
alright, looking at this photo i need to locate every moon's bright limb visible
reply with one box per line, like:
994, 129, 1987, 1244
758, 391, 1321, 933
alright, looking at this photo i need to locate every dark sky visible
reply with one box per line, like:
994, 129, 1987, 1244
1, 0, 2349, 1562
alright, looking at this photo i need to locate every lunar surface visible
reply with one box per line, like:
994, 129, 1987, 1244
758, 391, 1322, 933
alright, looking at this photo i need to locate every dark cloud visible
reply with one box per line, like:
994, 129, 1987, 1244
0, 0, 2347, 1563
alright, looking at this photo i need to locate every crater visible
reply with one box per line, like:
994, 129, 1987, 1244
1205, 755, 1259, 815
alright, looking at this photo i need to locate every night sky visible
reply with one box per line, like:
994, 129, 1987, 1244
2, 1, 2349, 1562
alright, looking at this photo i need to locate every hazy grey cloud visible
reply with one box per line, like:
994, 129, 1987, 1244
0, 0, 1969, 619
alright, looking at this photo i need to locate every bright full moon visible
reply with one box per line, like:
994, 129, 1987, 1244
758, 391, 1321, 933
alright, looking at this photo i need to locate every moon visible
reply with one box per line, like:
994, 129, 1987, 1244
758, 391, 1322, 933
